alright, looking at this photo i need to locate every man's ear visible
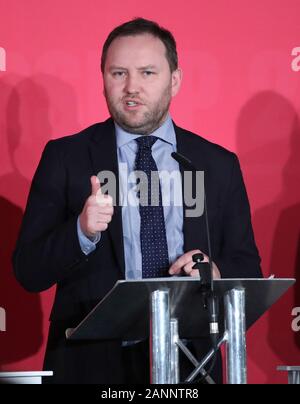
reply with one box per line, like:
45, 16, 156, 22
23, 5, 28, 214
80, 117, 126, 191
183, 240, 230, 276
171, 68, 183, 97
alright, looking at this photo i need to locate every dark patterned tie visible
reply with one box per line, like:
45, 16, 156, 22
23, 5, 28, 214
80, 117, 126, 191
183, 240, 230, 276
135, 136, 169, 278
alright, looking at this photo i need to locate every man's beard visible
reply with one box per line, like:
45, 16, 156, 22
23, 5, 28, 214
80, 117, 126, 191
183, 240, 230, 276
104, 85, 172, 135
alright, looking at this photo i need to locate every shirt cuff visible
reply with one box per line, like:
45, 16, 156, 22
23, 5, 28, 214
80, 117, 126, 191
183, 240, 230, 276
77, 217, 101, 255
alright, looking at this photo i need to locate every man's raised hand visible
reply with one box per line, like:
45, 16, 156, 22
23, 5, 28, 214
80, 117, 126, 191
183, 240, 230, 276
79, 175, 114, 238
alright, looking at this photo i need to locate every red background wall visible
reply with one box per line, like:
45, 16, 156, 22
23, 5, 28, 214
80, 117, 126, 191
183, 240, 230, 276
0, 0, 300, 384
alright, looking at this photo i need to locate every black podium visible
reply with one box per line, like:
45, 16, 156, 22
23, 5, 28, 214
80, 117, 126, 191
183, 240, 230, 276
67, 278, 295, 384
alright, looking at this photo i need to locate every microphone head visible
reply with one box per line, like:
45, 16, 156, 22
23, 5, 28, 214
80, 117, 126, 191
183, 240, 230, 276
171, 152, 196, 171
192, 253, 205, 263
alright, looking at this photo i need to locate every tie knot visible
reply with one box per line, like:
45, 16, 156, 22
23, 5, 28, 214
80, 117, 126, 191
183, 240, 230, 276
136, 136, 158, 150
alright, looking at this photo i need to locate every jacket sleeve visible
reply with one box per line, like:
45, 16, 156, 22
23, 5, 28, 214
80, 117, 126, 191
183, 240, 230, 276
13, 140, 88, 292
215, 154, 262, 279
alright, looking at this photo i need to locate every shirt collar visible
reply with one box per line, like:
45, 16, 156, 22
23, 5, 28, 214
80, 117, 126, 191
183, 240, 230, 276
114, 114, 176, 149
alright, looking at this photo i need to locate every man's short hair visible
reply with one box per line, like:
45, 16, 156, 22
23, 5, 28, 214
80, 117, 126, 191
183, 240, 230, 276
101, 17, 178, 73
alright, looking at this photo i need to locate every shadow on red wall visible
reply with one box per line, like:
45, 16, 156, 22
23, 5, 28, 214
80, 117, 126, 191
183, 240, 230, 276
0, 75, 79, 369
0, 78, 43, 368
236, 91, 300, 383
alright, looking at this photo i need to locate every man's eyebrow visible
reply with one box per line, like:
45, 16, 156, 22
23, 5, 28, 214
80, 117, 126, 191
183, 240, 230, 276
108, 65, 127, 71
137, 65, 158, 70
108, 65, 158, 71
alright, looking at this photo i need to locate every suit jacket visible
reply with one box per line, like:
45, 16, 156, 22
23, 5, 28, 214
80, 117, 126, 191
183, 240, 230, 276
13, 118, 262, 383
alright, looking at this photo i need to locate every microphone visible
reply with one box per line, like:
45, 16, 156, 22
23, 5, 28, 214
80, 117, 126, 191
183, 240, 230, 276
171, 151, 219, 345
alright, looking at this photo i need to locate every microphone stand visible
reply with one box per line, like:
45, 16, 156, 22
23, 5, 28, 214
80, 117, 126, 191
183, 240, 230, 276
171, 151, 220, 383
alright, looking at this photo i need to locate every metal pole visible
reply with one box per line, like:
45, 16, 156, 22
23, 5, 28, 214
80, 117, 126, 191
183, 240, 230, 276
288, 370, 300, 385
170, 318, 180, 384
277, 367, 300, 384
224, 288, 247, 384
150, 290, 171, 384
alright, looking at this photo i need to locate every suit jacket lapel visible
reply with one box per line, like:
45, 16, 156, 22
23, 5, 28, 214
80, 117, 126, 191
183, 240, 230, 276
88, 119, 125, 277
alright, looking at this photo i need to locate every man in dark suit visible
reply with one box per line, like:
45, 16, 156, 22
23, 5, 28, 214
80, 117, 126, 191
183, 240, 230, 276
13, 18, 262, 384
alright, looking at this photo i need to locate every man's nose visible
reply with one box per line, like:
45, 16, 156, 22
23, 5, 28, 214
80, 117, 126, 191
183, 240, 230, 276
124, 74, 140, 94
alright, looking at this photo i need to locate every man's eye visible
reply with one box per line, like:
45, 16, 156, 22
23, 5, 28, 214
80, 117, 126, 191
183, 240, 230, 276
143, 71, 154, 76
112, 72, 125, 77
